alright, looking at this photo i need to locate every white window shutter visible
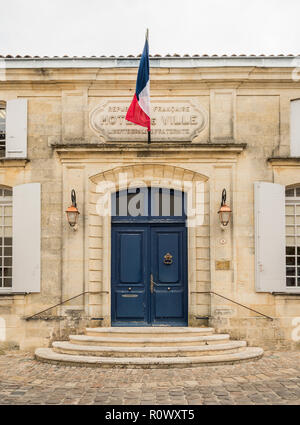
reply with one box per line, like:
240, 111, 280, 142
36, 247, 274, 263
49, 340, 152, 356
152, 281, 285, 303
5, 99, 27, 158
290, 99, 300, 157
254, 182, 285, 292
12, 183, 40, 293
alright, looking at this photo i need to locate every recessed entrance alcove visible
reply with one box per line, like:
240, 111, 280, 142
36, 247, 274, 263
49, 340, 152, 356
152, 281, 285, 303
88, 163, 210, 326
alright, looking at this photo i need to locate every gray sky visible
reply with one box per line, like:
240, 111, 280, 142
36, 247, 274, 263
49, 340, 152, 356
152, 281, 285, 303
1, 0, 300, 57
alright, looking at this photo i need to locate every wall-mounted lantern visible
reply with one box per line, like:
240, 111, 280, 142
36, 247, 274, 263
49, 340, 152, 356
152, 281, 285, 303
65, 189, 80, 230
218, 189, 232, 227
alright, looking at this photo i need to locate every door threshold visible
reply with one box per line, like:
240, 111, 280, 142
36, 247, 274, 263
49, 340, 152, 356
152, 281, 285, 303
112, 323, 188, 327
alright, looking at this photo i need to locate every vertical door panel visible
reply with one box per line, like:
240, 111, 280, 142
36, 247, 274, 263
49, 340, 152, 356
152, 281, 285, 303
111, 226, 148, 324
151, 226, 187, 325
157, 233, 180, 283
119, 233, 143, 283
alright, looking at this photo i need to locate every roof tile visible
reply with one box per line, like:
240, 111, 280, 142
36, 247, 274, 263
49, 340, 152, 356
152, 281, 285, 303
0, 53, 300, 60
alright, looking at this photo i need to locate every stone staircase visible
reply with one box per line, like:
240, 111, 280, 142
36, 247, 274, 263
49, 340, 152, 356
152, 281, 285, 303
35, 327, 263, 368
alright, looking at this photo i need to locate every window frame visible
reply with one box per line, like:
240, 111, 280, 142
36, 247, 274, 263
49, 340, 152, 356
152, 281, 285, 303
111, 187, 186, 224
0, 185, 12, 293
285, 185, 300, 291
0, 101, 6, 157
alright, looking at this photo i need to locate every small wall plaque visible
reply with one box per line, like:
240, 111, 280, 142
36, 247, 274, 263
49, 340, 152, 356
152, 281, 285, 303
215, 260, 230, 270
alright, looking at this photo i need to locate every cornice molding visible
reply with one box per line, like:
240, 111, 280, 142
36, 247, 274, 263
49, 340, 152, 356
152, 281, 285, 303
53, 142, 246, 161
1, 66, 300, 86
3, 56, 300, 69
268, 157, 300, 166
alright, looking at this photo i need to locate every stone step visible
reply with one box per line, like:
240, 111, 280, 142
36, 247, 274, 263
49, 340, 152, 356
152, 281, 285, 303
52, 340, 247, 357
69, 333, 231, 347
35, 346, 264, 368
85, 327, 215, 338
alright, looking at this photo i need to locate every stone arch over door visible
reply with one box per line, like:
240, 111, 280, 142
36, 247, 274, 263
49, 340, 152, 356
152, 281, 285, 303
88, 163, 210, 326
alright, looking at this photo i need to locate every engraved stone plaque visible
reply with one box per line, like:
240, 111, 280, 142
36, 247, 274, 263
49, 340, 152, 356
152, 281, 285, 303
89, 98, 208, 142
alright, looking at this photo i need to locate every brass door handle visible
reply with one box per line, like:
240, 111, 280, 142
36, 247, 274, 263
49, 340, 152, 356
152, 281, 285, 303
150, 273, 156, 294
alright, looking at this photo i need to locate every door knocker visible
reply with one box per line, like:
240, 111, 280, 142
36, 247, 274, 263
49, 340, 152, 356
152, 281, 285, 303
163, 253, 173, 265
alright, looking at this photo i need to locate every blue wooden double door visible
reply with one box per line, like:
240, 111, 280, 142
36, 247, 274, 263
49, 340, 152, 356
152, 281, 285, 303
111, 188, 188, 326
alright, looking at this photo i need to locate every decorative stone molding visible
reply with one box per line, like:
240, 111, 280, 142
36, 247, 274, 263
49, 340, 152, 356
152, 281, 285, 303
90, 163, 208, 186
53, 143, 247, 161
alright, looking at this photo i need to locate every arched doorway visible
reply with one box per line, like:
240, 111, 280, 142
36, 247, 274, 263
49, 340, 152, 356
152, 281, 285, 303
111, 187, 188, 326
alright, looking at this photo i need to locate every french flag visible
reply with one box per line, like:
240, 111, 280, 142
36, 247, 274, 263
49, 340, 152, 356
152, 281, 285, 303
126, 33, 150, 131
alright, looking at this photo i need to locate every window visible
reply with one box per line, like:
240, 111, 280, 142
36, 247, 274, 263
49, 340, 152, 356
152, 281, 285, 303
285, 186, 300, 287
0, 103, 5, 157
0, 187, 12, 289
112, 188, 185, 218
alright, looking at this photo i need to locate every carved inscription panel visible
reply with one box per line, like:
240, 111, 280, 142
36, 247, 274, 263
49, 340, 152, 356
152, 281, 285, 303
89, 98, 208, 142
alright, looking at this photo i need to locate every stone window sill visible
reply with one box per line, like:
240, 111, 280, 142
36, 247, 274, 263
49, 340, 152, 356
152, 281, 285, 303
0, 292, 28, 298
0, 158, 29, 167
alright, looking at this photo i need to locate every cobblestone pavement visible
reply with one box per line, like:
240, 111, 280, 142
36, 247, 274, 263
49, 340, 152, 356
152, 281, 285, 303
0, 350, 300, 405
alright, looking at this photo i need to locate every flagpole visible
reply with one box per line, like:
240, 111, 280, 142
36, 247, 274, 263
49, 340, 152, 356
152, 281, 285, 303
146, 28, 151, 144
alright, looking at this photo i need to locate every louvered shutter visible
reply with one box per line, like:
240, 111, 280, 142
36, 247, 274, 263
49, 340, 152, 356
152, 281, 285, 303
254, 182, 285, 292
12, 183, 40, 293
5, 99, 27, 158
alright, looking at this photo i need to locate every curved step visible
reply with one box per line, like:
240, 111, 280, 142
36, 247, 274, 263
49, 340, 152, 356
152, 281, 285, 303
52, 340, 246, 357
69, 333, 230, 347
85, 327, 215, 338
35, 347, 264, 368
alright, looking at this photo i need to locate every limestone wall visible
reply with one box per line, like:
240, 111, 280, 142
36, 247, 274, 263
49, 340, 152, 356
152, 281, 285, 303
0, 66, 299, 350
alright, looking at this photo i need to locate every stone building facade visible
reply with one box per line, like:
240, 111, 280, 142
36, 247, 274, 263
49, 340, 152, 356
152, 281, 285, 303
0, 55, 299, 351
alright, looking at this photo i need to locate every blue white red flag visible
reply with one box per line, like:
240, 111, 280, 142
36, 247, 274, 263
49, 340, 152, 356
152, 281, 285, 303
126, 33, 150, 131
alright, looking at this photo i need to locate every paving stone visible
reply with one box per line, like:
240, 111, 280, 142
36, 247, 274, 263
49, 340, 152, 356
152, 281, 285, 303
0, 350, 299, 405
